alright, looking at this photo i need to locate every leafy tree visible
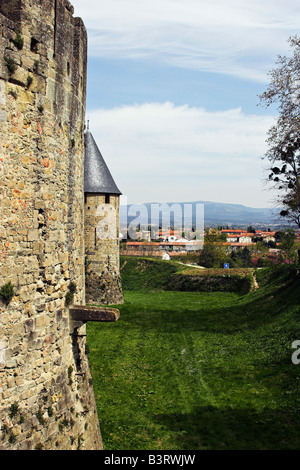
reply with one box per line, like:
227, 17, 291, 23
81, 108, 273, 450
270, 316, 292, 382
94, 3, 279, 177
230, 247, 253, 267
275, 229, 298, 263
230, 251, 243, 268
259, 36, 300, 227
280, 230, 297, 262
255, 240, 269, 255
198, 243, 226, 268
275, 231, 283, 241
238, 247, 253, 267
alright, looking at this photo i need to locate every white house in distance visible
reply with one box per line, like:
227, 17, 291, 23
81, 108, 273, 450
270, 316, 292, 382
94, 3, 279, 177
238, 234, 253, 244
259, 232, 276, 243
221, 229, 277, 244
221, 230, 254, 244
226, 234, 239, 243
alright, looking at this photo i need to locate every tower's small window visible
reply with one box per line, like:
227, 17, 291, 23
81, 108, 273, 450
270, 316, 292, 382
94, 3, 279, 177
105, 194, 110, 204
31, 38, 39, 53
67, 62, 70, 75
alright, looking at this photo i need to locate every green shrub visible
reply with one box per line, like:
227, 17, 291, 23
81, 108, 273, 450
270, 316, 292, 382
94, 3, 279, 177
12, 32, 24, 50
4, 57, 17, 76
9, 402, 19, 419
0, 282, 14, 305
65, 282, 77, 306
8, 433, 16, 444
26, 75, 33, 88
69, 282, 77, 294
65, 291, 73, 306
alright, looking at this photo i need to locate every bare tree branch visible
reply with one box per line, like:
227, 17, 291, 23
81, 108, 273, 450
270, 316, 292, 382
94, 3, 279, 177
259, 35, 300, 227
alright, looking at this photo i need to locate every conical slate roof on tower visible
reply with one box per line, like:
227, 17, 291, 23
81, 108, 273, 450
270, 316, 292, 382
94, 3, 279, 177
84, 129, 122, 195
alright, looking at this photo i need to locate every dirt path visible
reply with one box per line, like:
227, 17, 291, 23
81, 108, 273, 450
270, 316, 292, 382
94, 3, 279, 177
177, 262, 206, 269
252, 271, 259, 291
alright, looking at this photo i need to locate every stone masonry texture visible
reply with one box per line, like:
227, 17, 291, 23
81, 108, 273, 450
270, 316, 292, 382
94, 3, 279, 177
0, 0, 103, 449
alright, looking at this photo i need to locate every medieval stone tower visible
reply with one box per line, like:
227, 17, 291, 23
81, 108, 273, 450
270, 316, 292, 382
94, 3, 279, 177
0, 0, 121, 450
84, 126, 123, 305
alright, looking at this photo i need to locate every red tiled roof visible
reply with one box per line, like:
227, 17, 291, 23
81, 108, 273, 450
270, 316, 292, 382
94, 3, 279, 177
158, 230, 180, 235
260, 232, 276, 237
126, 241, 199, 246
213, 242, 255, 246
221, 229, 247, 233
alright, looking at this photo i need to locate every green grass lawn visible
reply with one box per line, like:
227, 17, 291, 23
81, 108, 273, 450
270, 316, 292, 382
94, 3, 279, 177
87, 264, 300, 450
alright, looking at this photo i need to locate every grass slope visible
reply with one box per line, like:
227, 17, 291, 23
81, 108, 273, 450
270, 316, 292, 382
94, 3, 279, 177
87, 261, 300, 450
120, 256, 253, 293
119, 256, 185, 291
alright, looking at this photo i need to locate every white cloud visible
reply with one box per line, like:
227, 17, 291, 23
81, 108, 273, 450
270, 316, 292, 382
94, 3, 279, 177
72, 0, 300, 82
86, 102, 275, 207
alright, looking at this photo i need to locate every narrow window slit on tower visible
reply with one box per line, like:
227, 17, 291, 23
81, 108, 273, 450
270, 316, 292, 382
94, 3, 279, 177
31, 38, 39, 53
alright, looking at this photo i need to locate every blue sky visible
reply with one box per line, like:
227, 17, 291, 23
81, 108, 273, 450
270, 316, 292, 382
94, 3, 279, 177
71, 0, 300, 208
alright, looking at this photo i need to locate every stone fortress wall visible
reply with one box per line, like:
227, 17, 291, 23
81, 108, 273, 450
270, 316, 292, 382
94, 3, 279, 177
0, 0, 103, 450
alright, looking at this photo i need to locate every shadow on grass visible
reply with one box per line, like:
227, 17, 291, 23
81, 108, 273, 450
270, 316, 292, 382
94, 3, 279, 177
118, 286, 300, 337
152, 405, 300, 450
119, 265, 300, 336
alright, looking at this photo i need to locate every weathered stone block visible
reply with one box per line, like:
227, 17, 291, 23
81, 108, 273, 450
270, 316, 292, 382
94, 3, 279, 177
0, 109, 8, 121
27, 229, 38, 242
69, 305, 120, 323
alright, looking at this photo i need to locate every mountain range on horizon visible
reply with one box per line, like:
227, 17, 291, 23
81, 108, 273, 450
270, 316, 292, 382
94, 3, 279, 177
119, 200, 283, 227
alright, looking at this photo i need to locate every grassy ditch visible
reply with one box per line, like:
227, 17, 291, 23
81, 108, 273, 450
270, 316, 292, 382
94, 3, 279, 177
120, 256, 253, 294
119, 256, 185, 291
87, 261, 300, 450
